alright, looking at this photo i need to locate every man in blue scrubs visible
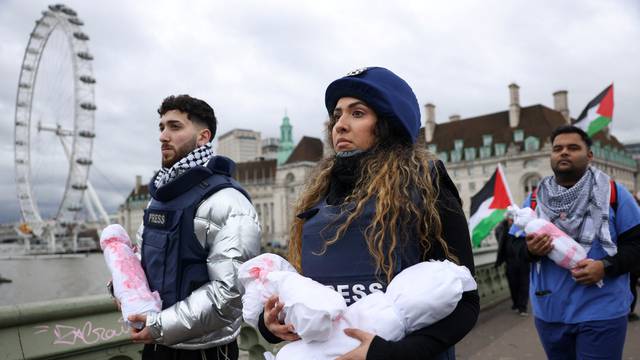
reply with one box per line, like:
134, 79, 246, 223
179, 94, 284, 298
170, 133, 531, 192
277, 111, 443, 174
511, 125, 640, 359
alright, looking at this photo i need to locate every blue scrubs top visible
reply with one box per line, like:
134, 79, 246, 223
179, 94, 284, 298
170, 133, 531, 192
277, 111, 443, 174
510, 183, 640, 323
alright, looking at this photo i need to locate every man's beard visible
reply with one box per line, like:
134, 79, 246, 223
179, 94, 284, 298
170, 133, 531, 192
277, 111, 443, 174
552, 162, 587, 186
162, 137, 197, 168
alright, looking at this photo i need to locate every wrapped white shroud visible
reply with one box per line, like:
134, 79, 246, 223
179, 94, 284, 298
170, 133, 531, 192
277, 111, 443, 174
100, 224, 162, 329
510, 206, 588, 269
239, 253, 477, 360
508, 206, 602, 286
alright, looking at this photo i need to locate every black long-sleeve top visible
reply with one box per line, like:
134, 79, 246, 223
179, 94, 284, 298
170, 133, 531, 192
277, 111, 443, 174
259, 159, 479, 359
365, 161, 479, 359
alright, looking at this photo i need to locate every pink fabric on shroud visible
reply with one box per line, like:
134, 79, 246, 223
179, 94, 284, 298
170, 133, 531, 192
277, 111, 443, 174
536, 222, 569, 239
510, 206, 602, 287
240, 254, 477, 360
100, 224, 161, 329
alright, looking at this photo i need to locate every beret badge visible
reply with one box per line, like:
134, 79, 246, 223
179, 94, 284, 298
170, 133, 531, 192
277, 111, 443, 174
345, 67, 369, 77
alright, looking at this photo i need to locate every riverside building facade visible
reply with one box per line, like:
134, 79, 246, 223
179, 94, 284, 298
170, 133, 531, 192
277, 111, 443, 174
422, 84, 637, 246
118, 85, 638, 247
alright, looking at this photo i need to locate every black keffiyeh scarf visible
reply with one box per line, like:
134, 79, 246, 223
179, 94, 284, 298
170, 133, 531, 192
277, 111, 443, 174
154, 142, 214, 188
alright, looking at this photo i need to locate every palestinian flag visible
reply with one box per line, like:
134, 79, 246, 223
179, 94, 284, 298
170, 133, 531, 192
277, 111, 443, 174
469, 164, 514, 248
573, 84, 614, 137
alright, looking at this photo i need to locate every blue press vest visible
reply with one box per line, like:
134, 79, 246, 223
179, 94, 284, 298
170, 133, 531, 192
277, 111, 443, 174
301, 198, 422, 305
141, 156, 250, 309
300, 191, 457, 359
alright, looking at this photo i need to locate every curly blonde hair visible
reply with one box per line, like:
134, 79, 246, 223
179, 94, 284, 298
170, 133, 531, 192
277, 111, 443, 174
288, 119, 457, 283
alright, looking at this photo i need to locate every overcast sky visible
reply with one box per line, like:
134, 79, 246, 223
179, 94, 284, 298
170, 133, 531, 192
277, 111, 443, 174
1, 0, 639, 223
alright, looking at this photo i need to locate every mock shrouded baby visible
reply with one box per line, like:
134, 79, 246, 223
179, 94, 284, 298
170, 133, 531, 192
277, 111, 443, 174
239, 253, 477, 360
100, 224, 161, 329
509, 206, 603, 287
510, 206, 587, 269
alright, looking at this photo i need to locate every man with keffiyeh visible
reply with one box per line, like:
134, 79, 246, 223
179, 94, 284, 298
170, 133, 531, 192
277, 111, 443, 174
127, 95, 260, 360
510, 125, 640, 359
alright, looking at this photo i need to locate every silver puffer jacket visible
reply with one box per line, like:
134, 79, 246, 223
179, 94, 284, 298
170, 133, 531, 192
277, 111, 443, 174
136, 187, 261, 349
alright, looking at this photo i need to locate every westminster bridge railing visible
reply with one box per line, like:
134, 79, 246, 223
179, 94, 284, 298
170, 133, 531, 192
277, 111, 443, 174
0, 246, 507, 360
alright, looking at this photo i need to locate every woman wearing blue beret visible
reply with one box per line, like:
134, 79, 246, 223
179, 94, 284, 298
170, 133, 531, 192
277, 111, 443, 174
259, 67, 479, 360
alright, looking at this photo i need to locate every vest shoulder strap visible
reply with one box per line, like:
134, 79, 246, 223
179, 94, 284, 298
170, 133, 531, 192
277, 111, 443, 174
530, 188, 537, 210
192, 173, 251, 212
610, 180, 618, 212
202, 155, 251, 201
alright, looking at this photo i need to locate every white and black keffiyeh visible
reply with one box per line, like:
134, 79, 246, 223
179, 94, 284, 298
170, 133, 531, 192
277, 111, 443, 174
154, 143, 214, 188
536, 166, 616, 256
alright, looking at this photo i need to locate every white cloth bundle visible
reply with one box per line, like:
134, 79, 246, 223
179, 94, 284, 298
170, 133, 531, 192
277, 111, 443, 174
239, 254, 477, 360
100, 224, 162, 329
239, 253, 346, 342
510, 206, 588, 269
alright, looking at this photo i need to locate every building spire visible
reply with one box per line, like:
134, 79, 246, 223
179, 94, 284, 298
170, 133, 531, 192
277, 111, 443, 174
277, 110, 294, 165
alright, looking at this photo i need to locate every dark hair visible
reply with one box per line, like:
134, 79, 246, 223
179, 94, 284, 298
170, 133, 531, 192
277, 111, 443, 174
158, 95, 217, 141
373, 117, 412, 149
550, 125, 592, 149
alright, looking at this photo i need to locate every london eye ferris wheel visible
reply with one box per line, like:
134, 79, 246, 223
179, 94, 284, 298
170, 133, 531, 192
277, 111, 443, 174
14, 4, 109, 253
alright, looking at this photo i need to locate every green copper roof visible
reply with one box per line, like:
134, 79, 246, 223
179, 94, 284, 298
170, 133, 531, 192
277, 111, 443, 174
277, 112, 294, 165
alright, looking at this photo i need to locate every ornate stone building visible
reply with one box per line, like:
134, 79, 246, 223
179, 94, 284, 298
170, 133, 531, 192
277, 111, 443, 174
230, 113, 323, 246
216, 129, 262, 163
261, 137, 280, 160
118, 85, 638, 249
624, 141, 640, 192
117, 175, 150, 239
423, 84, 637, 245
277, 113, 294, 165
235, 136, 323, 246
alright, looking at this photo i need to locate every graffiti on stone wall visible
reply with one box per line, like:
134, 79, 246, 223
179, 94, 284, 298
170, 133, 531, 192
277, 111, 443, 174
33, 318, 128, 346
